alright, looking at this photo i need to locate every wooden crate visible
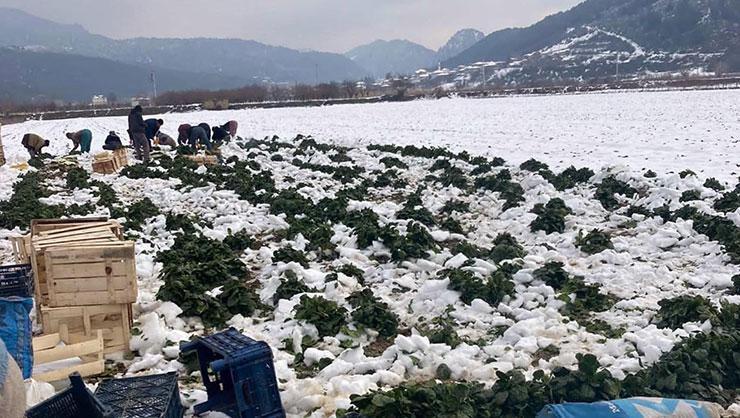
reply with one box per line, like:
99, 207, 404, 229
186, 154, 219, 166
40, 304, 132, 354
30, 219, 130, 307
113, 148, 128, 168
31, 217, 116, 237
9, 234, 31, 264
33, 325, 105, 382
93, 157, 117, 174
43, 243, 137, 307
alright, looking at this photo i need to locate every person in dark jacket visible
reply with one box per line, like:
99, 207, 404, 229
212, 125, 230, 143
197, 123, 211, 141
190, 125, 212, 151
66, 129, 93, 153
145, 119, 164, 142
128, 105, 149, 162
102, 131, 124, 151
21, 133, 49, 158
178, 123, 213, 151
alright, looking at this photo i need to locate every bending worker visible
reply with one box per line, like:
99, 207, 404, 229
66, 129, 93, 153
178, 123, 213, 151
21, 133, 50, 159
145, 118, 164, 146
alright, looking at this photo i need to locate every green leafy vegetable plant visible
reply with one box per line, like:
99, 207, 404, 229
530, 198, 572, 234
576, 229, 613, 254
294, 295, 348, 337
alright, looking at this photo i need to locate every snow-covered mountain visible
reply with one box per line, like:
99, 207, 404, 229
436, 29, 485, 62
435, 0, 740, 86
346, 29, 486, 78
345, 39, 437, 78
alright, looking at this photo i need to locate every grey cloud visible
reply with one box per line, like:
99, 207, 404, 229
0, 0, 584, 52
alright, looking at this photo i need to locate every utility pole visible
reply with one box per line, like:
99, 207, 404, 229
315, 64, 319, 85
150, 71, 158, 101
615, 52, 620, 80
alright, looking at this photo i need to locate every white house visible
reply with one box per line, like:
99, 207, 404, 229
92, 95, 108, 106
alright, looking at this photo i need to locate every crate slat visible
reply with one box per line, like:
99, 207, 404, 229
40, 304, 132, 354
32, 328, 105, 382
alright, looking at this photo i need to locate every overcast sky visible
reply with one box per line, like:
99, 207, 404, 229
0, 0, 584, 52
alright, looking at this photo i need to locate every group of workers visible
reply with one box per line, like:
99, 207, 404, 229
20, 105, 239, 163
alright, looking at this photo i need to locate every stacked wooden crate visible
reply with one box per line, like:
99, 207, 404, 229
93, 149, 129, 174
27, 218, 136, 354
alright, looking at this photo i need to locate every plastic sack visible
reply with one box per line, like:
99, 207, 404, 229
537, 397, 725, 418
0, 297, 33, 379
25, 379, 56, 408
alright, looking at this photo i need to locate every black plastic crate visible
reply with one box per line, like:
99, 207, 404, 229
180, 328, 285, 418
94, 372, 184, 418
26, 373, 112, 418
0, 264, 33, 298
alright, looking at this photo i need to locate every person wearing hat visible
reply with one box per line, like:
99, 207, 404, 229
21, 133, 50, 159
66, 129, 93, 153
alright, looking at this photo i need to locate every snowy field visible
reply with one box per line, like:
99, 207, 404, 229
1, 90, 739, 417
2, 88, 740, 181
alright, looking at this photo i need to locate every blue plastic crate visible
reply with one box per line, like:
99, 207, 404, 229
180, 328, 285, 418
26, 373, 113, 418
94, 372, 184, 418
0, 264, 34, 298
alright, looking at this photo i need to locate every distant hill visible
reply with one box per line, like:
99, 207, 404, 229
443, 0, 740, 77
0, 7, 369, 95
345, 29, 486, 78
0, 47, 242, 103
436, 29, 485, 62
346, 40, 437, 78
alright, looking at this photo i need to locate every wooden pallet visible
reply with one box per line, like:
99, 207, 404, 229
40, 304, 132, 354
32, 325, 105, 382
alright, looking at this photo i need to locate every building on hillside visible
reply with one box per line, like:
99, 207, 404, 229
92, 95, 108, 106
